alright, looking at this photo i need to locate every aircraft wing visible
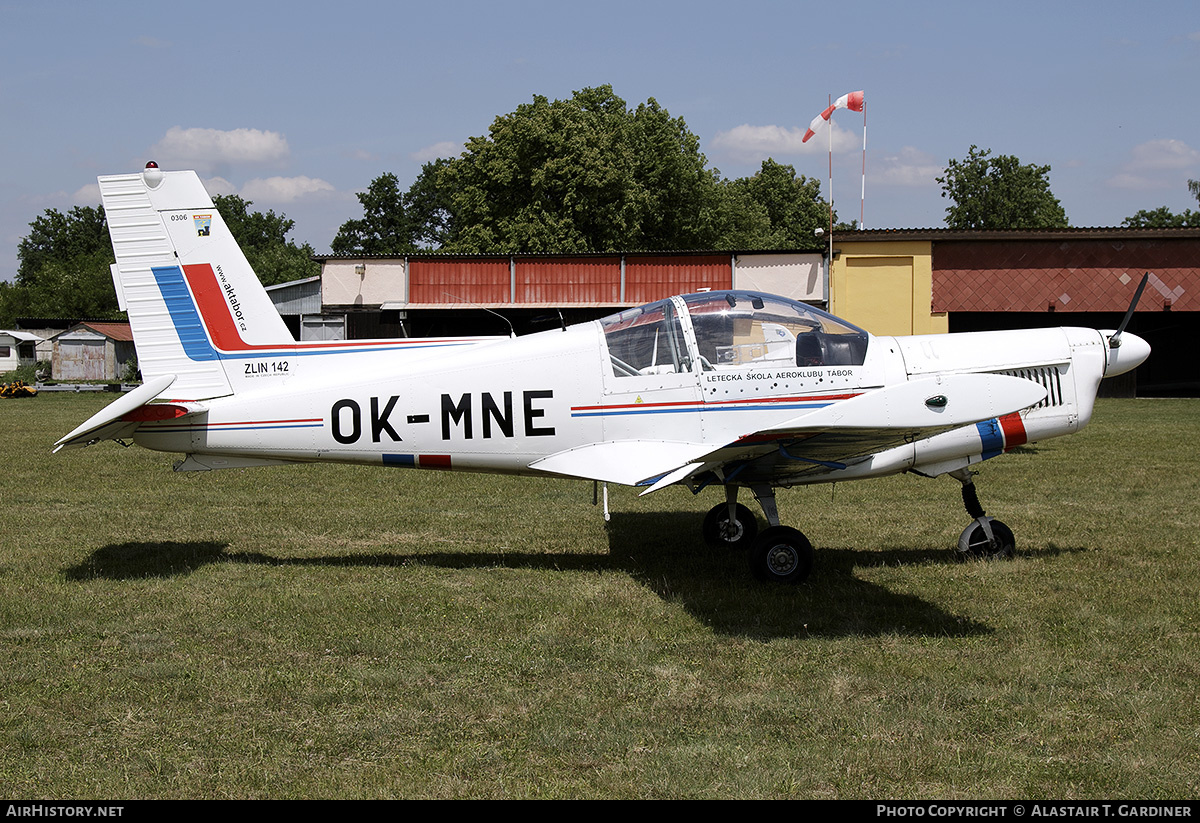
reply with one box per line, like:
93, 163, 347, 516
736, 371, 1049, 462
532, 373, 1047, 491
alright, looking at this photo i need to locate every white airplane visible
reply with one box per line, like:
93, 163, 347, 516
56, 164, 1152, 583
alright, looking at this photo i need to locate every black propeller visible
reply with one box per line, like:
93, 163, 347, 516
1109, 272, 1149, 349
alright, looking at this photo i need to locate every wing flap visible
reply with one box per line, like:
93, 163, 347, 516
529, 440, 716, 486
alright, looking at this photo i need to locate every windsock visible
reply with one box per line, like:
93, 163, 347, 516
802, 90, 864, 142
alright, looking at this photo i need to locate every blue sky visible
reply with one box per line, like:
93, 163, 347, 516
2, 0, 1198, 282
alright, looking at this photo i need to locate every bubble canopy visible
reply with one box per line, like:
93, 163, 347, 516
599, 291, 869, 378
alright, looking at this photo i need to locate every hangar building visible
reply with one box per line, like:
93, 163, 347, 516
268, 227, 1196, 397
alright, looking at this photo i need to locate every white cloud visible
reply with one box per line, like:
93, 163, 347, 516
201, 176, 239, 197
148, 127, 290, 174
1106, 139, 1200, 191
1107, 173, 1156, 191
410, 141, 463, 164
1126, 138, 1200, 171
711, 122, 859, 164
71, 182, 100, 205
240, 176, 336, 203
873, 147, 943, 188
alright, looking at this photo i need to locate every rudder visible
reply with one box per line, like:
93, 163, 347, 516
100, 164, 295, 400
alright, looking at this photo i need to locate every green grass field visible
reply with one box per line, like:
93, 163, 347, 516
1, 392, 1197, 798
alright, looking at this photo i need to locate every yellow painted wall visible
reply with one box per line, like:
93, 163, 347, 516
829, 240, 947, 336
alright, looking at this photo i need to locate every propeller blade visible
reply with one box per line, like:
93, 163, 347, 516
1109, 272, 1149, 349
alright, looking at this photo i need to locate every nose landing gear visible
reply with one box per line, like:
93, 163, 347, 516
952, 469, 1015, 560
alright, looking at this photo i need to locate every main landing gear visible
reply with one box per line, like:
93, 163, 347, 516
703, 471, 1016, 583
703, 485, 814, 584
951, 469, 1016, 560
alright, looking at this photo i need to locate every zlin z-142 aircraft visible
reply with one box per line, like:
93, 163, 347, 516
57, 164, 1152, 583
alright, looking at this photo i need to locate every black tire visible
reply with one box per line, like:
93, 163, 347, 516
702, 502, 758, 550
750, 526, 814, 584
957, 518, 1016, 560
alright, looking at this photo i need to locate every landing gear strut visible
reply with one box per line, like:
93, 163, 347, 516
705, 485, 814, 584
951, 469, 1015, 560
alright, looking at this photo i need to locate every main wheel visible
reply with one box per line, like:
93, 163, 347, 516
702, 502, 758, 550
750, 526, 814, 584
956, 518, 1015, 560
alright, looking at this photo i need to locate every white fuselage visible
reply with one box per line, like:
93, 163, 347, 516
131, 319, 1120, 487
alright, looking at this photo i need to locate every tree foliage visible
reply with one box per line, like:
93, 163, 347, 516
1, 196, 317, 326
331, 173, 418, 255
212, 194, 320, 286
724, 159, 829, 247
1, 205, 118, 325
938, 145, 1068, 229
1122, 179, 1200, 227
333, 86, 830, 255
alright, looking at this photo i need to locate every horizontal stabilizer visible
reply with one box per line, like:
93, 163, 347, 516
529, 440, 714, 486
53, 375, 179, 452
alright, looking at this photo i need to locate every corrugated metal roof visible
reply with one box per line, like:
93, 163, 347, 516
54, 322, 135, 341
836, 226, 1200, 242
313, 248, 819, 261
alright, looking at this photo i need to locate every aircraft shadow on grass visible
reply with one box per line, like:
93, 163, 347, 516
63, 514, 1092, 640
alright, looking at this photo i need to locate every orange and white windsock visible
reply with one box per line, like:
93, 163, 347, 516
802, 90, 865, 142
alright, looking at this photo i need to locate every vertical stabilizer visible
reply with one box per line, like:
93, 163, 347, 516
99, 164, 295, 400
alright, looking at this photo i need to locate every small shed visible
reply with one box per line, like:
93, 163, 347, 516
51, 322, 136, 381
265, 275, 345, 341
0, 330, 45, 374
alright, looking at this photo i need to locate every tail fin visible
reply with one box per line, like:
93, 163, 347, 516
100, 164, 295, 400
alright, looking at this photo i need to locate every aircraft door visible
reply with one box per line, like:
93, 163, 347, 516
597, 298, 703, 442
686, 292, 872, 443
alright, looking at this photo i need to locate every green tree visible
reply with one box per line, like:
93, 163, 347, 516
331, 173, 419, 255
433, 85, 737, 253
723, 159, 829, 249
1122, 179, 1200, 227
404, 159, 457, 248
334, 87, 832, 254
212, 194, 319, 286
938, 145, 1068, 229
1, 205, 119, 325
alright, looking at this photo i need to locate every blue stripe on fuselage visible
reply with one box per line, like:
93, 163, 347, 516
975, 418, 1004, 460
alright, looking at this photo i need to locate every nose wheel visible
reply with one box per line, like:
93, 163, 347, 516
957, 517, 1015, 560
952, 470, 1016, 560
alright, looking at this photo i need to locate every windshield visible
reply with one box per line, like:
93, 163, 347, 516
683, 291, 868, 369
599, 291, 869, 377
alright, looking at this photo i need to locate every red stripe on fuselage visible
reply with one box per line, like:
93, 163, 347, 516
999, 412, 1028, 450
